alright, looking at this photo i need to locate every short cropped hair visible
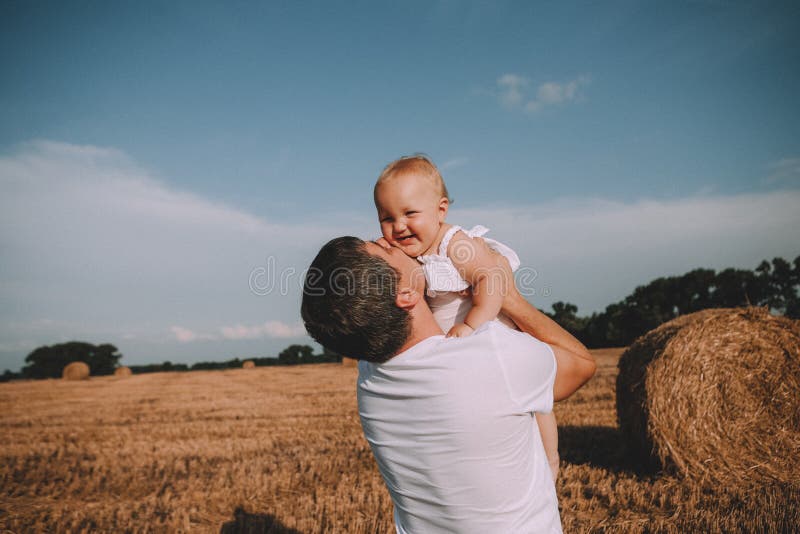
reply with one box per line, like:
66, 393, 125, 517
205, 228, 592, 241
374, 154, 451, 205
301, 236, 411, 363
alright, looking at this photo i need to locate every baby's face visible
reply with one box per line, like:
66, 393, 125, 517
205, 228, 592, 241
375, 173, 448, 258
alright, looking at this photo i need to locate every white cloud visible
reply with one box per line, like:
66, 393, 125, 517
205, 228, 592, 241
497, 74, 528, 107
440, 157, 470, 171
170, 326, 221, 343
220, 320, 306, 340
171, 326, 205, 343
496, 74, 589, 114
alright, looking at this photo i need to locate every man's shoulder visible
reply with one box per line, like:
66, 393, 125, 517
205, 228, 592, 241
443, 322, 547, 361
473, 322, 555, 364
474, 321, 537, 345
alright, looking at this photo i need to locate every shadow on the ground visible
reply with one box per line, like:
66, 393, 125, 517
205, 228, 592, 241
220, 507, 304, 534
558, 425, 659, 476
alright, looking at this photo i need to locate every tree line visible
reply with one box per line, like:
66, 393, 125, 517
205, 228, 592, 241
128, 345, 341, 374
1, 343, 341, 382
14, 342, 122, 380
546, 256, 799, 347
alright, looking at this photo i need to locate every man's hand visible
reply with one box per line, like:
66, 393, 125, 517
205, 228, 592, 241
446, 323, 474, 338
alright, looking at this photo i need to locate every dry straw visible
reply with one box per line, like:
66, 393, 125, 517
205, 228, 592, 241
617, 307, 800, 486
62, 361, 90, 381
114, 366, 132, 377
242, 360, 256, 369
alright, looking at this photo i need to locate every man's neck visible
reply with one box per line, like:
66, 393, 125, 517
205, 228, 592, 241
392, 302, 444, 356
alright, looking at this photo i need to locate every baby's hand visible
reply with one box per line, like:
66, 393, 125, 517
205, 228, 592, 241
446, 323, 474, 338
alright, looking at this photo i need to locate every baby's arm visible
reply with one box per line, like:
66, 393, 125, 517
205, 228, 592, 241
446, 232, 510, 337
536, 411, 560, 482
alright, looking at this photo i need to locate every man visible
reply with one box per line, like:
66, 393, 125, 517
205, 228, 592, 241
301, 236, 596, 533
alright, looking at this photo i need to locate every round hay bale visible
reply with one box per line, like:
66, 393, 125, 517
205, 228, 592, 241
242, 360, 256, 369
114, 366, 132, 377
62, 361, 90, 381
341, 357, 358, 368
616, 307, 800, 485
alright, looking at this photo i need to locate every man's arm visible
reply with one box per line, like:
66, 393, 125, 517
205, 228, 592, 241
503, 289, 596, 401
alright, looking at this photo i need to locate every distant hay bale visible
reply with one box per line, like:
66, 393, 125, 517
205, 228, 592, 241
616, 307, 800, 486
242, 360, 256, 369
114, 366, 132, 377
62, 361, 90, 381
342, 357, 358, 368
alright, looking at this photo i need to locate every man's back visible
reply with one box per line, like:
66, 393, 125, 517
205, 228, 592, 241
357, 322, 562, 533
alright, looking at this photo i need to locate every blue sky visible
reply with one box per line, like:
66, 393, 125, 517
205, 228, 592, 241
1, 1, 799, 371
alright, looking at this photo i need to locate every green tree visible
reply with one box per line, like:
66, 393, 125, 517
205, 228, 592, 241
564, 257, 797, 348
278, 344, 314, 365
673, 268, 717, 314
22, 341, 122, 379
319, 345, 343, 363
787, 256, 800, 318
0, 369, 19, 382
711, 268, 763, 308
547, 301, 586, 338
756, 256, 800, 317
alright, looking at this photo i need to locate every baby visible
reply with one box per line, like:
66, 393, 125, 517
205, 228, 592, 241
373, 154, 560, 481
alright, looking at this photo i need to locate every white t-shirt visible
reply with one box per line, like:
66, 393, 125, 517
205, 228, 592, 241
357, 321, 561, 533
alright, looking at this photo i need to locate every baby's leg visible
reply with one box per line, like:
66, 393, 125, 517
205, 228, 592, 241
536, 412, 559, 482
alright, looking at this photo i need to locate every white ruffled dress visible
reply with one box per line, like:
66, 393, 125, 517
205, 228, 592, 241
417, 225, 521, 332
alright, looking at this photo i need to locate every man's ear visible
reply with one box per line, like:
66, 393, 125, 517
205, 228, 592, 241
396, 287, 421, 309
438, 196, 449, 223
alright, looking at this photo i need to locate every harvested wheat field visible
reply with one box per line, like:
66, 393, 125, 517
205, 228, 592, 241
1, 349, 797, 533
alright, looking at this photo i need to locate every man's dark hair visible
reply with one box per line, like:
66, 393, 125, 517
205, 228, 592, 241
301, 236, 411, 363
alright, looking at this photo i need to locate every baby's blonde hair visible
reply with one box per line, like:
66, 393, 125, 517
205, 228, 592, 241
374, 154, 452, 205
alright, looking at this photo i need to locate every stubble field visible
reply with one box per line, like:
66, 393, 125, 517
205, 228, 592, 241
1, 349, 797, 533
